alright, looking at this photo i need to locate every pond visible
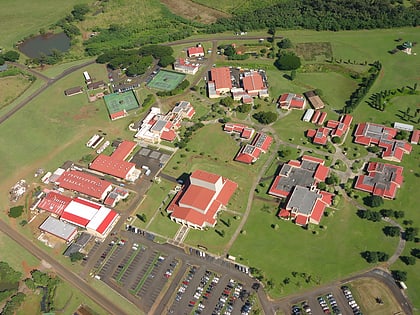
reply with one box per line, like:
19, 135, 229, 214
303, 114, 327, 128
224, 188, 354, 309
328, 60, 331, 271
19, 33, 71, 58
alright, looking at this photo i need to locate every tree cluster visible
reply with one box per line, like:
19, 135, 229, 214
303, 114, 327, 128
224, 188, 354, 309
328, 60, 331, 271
391, 270, 407, 282
237, 103, 251, 113
175, 122, 205, 149
380, 209, 405, 219
363, 195, 384, 208
361, 251, 389, 263
343, 61, 381, 113
274, 52, 301, 70
356, 209, 381, 222
207, 0, 420, 33
253, 111, 277, 124
0, 50, 20, 63
383, 226, 401, 237
403, 227, 419, 241
1, 292, 25, 315
97, 49, 154, 77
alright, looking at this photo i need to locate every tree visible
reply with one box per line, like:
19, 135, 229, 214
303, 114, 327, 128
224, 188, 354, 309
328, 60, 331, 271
364, 195, 384, 208
3, 50, 20, 62
331, 136, 341, 144
278, 149, 291, 158
391, 270, 407, 282
404, 227, 419, 241
158, 55, 175, 67
8, 206, 23, 218
70, 252, 85, 262
380, 209, 393, 217
71, 4, 90, 21
411, 248, 420, 259
237, 103, 251, 113
394, 210, 405, 219
223, 45, 236, 57
274, 53, 301, 70
283, 277, 290, 285
400, 256, 416, 265
362, 251, 378, 263
253, 111, 277, 124
290, 70, 296, 81
383, 226, 401, 237
278, 38, 292, 49
220, 97, 234, 108
136, 213, 147, 222
318, 182, 327, 190
325, 173, 339, 185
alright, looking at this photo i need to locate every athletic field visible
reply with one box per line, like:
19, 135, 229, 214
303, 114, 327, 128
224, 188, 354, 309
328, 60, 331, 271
103, 90, 139, 115
147, 70, 186, 91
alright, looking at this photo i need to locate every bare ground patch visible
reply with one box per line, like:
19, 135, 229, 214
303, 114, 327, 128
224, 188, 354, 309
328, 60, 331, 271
295, 42, 333, 61
350, 277, 403, 315
160, 0, 230, 24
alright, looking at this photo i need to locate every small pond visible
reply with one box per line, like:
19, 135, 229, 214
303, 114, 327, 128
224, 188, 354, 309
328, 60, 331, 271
19, 32, 70, 58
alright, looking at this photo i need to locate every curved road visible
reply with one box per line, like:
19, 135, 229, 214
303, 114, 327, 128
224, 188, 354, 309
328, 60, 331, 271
0, 219, 129, 315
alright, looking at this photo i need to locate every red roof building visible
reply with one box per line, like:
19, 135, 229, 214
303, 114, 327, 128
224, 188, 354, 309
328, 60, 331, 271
60, 197, 119, 238
242, 72, 265, 97
354, 162, 404, 199
173, 58, 200, 75
277, 186, 333, 227
209, 67, 232, 97
110, 140, 137, 161
269, 155, 329, 199
167, 170, 237, 229
307, 115, 352, 145
354, 122, 412, 162
224, 123, 255, 140
55, 170, 113, 200
37, 191, 72, 216
311, 111, 321, 124
187, 46, 205, 58
411, 130, 420, 144
90, 155, 137, 181
277, 93, 306, 110
317, 112, 328, 125
234, 132, 272, 164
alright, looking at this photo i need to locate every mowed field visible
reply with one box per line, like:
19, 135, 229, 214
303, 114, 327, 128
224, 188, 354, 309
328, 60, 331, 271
0, 0, 91, 49
0, 75, 33, 109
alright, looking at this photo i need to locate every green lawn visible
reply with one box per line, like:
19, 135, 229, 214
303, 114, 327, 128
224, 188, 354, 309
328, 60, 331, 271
0, 0, 91, 49
229, 198, 399, 298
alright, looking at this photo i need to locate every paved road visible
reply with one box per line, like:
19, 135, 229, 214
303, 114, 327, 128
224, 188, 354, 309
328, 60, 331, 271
0, 219, 129, 315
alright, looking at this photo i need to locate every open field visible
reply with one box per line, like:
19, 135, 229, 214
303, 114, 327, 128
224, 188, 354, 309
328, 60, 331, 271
0, 0, 90, 49
230, 198, 399, 298
191, 0, 284, 15
0, 75, 33, 109
349, 277, 403, 315
161, 0, 229, 23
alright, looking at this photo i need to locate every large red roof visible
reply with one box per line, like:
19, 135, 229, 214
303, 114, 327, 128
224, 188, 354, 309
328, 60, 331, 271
242, 73, 264, 92
90, 155, 135, 179
61, 211, 90, 227
314, 164, 329, 182
187, 46, 204, 56
160, 129, 177, 141
210, 67, 232, 91
56, 170, 112, 199
167, 170, 237, 228
38, 191, 72, 216
111, 140, 136, 160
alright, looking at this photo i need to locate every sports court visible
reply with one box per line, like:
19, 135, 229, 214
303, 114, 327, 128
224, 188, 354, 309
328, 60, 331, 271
104, 90, 140, 116
147, 70, 186, 91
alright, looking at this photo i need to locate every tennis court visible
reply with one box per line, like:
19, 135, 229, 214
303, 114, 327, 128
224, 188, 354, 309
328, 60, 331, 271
104, 90, 140, 115
147, 70, 186, 91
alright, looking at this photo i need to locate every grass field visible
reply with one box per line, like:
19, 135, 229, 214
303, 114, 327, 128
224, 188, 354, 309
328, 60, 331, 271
229, 198, 399, 298
103, 90, 140, 116
0, 0, 90, 49
147, 70, 186, 91
0, 75, 33, 109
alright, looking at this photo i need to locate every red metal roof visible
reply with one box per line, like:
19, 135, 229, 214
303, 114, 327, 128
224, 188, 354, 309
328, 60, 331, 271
307, 129, 316, 138
38, 191, 72, 216
191, 169, 221, 184
311, 111, 321, 124
96, 210, 118, 234
234, 152, 256, 164
160, 129, 177, 141
242, 73, 264, 92
411, 130, 420, 144
210, 67, 232, 91
187, 46, 204, 56
314, 164, 329, 182
61, 211, 90, 227
90, 155, 136, 179
302, 155, 325, 164
278, 208, 290, 218
110, 110, 126, 120
317, 112, 327, 125
56, 170, 112, 199
295, 215, 309, 226
268, 176, 290, 198
111, 140, 136, 161
179, 185, 215, 211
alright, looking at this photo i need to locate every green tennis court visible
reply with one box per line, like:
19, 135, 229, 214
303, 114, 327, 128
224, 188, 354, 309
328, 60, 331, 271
104, 90, 139, 115
147, 70, 186, 91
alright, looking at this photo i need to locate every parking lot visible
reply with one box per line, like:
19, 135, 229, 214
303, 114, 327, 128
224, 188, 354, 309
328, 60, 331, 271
130, 147, 171, 180
289, 285, 362, 315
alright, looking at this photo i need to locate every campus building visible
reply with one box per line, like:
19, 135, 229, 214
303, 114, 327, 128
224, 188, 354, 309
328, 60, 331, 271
187, 45, 205, 58
223, 123, 255, 140
208, 67, 232, 98
354, 122, 412, 162
354, 162, 404, 199
39, 216, 78, 242
90, 140, 140, 181
134, 102, 195, 143
278, 185, 334, 227
60, 197, 119, 238
234, 132, 273, 164
37, 191, 72, 216
304, 90, 326, 109
269, 155, 329, 198
173, 58, 200, 75
307, 115, 353, 145
55, 170, 113, 200
277, 93, 306, 110
166, 170, 237, 230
